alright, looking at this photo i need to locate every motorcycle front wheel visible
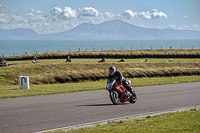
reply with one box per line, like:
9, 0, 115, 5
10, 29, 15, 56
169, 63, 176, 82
110, 91, 120, 105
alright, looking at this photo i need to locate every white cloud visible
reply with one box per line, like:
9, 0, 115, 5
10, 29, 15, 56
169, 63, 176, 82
0, 4, 3, 12
50, 5, 102, 21
30, 9, 43, 15
169, 25, 176, 29
0, 14, 9, 23
150, 9, 167, 19
50, 5, 63, 20
77, 7, 99, 18
192, 24, 200, 28
50, 6, 100, 20
0, 4, 8, 12
184, 15, 188, 18
50, 5, 77, 20
24, 9, 46, 23
138, 11, 151, 19
122, 10, 137, 19
63, 6, 77, 19
0, 7, 46, 24
103, 12, 115, 18
122, 9, 167, 19
10, 15, 25, 23
25, 14, 46, 23
167, 24, 200, 31
184, 24, 200, 31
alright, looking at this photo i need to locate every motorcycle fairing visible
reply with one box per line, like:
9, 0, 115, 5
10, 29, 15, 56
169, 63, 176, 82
112, 83, 130, 103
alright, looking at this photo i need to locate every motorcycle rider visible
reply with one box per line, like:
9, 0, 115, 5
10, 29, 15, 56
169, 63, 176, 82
66, 55, 71, 62
33, 56, 38, 61
108, 66, 135, 96
98, 57, 105, 62
118, 58, 125, 62
0, 57, 6, 64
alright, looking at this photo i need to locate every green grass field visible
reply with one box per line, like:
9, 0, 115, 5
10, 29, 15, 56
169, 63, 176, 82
51, 109, 200, 133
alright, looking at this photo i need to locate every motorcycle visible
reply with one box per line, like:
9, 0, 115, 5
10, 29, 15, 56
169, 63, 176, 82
0, 59, 8, 66
32, 60, 40, 63
106, 79, 137, 105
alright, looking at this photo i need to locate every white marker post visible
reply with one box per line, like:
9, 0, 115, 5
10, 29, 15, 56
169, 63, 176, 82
19, 76, 30, 89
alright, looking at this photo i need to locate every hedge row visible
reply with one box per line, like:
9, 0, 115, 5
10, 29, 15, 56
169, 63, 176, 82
54, 71, 200, 83
5, 49, 200, 60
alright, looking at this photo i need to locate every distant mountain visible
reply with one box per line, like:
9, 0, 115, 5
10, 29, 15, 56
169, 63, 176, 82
41, 20, 200, 40
0, 28, 39, 40
1, 20, 200, 40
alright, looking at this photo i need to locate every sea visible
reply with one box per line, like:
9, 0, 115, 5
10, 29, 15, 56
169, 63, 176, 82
0, 39, 200, 57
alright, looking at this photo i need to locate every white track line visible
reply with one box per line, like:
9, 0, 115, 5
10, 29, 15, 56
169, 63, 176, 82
36, 105, 200, 133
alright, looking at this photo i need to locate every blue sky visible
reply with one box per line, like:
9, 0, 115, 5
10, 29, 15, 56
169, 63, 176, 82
0, 0, 199, 34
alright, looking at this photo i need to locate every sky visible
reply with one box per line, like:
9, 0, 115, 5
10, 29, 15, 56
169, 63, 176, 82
0, 0, 200, 34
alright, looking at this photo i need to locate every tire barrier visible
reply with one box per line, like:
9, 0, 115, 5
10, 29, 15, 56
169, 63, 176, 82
5, 51, 200, 60
54, 71, 200, 84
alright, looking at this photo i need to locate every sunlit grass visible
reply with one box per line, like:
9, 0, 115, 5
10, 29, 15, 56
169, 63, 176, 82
54, 109, 200, 133
1, 58, 200, 85
0, 76, 199, 99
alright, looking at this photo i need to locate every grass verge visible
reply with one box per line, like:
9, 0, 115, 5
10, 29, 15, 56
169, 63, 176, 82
0, 76, 199, 99
1, 58, 200, 85
51, 109, 200, 133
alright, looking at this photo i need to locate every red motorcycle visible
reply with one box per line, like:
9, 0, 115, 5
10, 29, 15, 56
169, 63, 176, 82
106, 79, 137, 105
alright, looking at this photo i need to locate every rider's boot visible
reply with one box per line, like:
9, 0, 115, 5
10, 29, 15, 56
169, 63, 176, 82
126, 86, 135, 96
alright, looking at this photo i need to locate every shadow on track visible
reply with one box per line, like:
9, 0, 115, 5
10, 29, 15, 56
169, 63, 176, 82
77, 103, 114, 106
77, 102, 132, 106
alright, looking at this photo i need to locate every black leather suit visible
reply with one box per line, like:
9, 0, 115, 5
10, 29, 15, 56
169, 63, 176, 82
108, 71, 134, 95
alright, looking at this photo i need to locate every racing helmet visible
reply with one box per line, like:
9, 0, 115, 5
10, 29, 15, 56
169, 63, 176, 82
109, 66, 116, 75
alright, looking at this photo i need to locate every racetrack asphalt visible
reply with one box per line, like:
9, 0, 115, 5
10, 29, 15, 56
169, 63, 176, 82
0, 82, 200, 133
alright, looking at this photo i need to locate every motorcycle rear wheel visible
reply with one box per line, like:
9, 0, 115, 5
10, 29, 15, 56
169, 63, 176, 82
129, 90, 137, 103
110, 91, 120, 105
